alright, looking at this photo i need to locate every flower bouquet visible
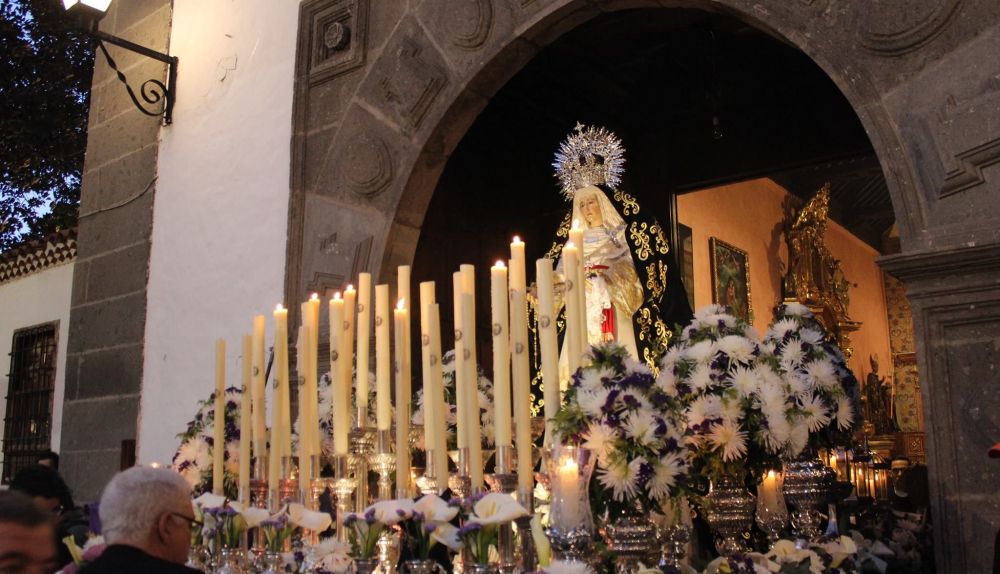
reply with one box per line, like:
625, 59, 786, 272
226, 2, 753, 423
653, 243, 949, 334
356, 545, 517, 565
666, 305, 797, 486
763, 302, 859, 453
343, 499, 414, 560
553, 343, 692, 515
399, 494, 462, 561
411, 350, 496, 451
454, 492, 529, 567
172, 386, 244, 498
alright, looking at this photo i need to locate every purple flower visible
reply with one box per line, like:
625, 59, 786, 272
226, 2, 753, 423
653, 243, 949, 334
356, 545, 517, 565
423, 523, 438, 534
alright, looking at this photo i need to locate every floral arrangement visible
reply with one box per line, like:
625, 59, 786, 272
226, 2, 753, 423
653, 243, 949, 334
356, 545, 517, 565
702, 535, 861, 573
308, 537, 353, 574
663, 305, 797, 485
553, 343, 692, 513
172, 386, 244, 497
343, 499, 415, 559
294, 367, 377, 460
763, 302, 859, 453
398, 494, 461, 559
453, 492, 530, 565
411, 349, 496, 450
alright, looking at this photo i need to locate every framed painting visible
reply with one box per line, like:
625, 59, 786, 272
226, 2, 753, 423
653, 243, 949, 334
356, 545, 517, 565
710, 237, 753, 324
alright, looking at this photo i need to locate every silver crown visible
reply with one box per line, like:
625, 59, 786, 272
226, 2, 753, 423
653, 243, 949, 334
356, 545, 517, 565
553, 122, 626, 200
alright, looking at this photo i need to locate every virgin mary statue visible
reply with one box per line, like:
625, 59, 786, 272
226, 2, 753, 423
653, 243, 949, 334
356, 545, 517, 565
546, 124, 692, 368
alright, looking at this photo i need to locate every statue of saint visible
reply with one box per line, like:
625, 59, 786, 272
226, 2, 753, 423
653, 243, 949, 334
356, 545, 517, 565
864, 355, 897, 435
545, 124, 693, 368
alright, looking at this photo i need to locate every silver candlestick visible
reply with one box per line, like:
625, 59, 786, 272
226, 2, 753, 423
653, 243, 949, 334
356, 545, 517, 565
515, 487, 538, 573
332, 455, 357, 543
447, 447, 471, 499
350, 426, 376, 511
416, 448, 440, 495
485, 445, 518, 574
369, 428, 395, 501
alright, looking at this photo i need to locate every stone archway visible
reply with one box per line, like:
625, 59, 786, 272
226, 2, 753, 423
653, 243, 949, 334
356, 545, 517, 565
290, 2, 1000, 570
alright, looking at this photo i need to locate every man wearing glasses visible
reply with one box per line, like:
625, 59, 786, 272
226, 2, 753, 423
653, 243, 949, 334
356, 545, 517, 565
80, 466, 203, 573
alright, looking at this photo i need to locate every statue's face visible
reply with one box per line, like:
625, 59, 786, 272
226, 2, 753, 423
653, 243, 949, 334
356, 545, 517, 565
580, 194, 603, 227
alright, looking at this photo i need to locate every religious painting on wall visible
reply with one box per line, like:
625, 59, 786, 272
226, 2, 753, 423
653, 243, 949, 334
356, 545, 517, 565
710, 237, 753, 324
677, 223, 695, 307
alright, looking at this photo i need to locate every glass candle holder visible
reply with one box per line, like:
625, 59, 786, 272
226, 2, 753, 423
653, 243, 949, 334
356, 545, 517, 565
544, 445, 596, 562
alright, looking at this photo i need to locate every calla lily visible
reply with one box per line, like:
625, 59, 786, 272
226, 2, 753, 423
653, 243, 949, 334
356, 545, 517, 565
468, 493, 528, 525
414, 494, 458, 523
228, 501, 271, 528
368, 498, 415, 525
430, 522, 463, 551
193, 492, 226, 509
288, 502, 333, 531
530, 513, 550, 566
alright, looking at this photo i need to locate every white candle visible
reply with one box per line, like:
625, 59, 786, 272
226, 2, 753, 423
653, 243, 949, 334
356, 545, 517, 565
491, 261, 512, 448
462, 292, 483, 490
296, 324, 313, 483
536, 258, 561, 445
452, 272, 468, 451
329, 293, 348, 455
460, 265, 477, 367
427, 302, 449, 486
251, 315, 266, 456
213, 338, 226, 495
569, 222, 588, 352
419, 281, 437, 458
510, 237, 532, 491
356, 273, 372, 421
274, 305, 291, 465
563, 242, 583, 373
375, 285, 391, 430
557, 456, 581, 526
760, 470, 780, 511
240, 335, 252, 501
306, 294, 320, 458
394, 299, 411, 495
398, 266, 412, 415
342, 285, 357, 426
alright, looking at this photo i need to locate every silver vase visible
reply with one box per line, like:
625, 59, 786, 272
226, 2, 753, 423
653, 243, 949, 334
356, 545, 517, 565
257, 551, 284, 574
658, 523, 692, 571
352, 558, 380, 574
401, 559, 448, 574
602, 509, 660, 574
701, 475, 755, 557
782, 455, 835, 541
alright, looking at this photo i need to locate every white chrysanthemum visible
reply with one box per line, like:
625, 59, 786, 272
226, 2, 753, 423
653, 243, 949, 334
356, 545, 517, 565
805, 360, 838, 390
757, 380, 789, 417
758, 341, 777, 357
783, 302, 811, 316
781, 339, 805, 366
597, 457, 643, 502
835, 396, 854, 430
695, 304, 728, 321
729, 366, 758, 397
799, 328, 824, 345
661, 346, 683, 371
800, 393, 832, 433
686, 395, 722, 426
648, 452, 685, 500
707, 419, 748, 461
225, 442, 240, 474
178, 435, 212, 470
742, 324, 761, 342
655, 367, 677, 395
313, 537, 353, 573
686, 340, 718, 365
720, 396, 745, 423
622, 410, 658, 446
786, 423, 809, 458
784, 371, 808, 396
689, 363, 714, 392
768, 318, 798, 339
717, 335, 755, 364
762, 407, 791, 452
583, 423, 617, 464
756, 365, 783, 388
579, 367, 614, 392
623, 357, 653, 377
576, 388, 610, 417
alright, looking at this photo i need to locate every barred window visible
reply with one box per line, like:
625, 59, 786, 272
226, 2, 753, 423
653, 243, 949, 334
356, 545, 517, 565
2, 323, 57, 484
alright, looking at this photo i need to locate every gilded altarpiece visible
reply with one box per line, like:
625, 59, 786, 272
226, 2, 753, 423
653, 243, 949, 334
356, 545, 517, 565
884, 272, 926, 462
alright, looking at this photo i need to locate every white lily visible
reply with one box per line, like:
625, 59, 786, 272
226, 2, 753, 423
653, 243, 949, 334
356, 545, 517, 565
430, 522, 463, 551
367, 498, 416, 525
288, 502, 333, 532
414, 494, 458, 523
193, 492, 226, 509
468, 492, 529, 525
228, 501, 271, 528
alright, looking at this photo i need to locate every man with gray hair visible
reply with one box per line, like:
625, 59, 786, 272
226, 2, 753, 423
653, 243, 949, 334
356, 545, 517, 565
80, 466, 203, 573
0, 490, 57, 574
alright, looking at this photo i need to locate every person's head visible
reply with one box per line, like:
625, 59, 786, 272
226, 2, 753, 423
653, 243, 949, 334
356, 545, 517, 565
36, 451, 59, 471
9, 464, 74, 515
99, 466, 194, 564
572, 185, 623, 230
0, 490, 57, 574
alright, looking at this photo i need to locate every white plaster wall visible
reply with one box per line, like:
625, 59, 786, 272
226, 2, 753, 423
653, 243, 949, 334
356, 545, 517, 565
142, 1, 299, 464
0, 263, 75, 467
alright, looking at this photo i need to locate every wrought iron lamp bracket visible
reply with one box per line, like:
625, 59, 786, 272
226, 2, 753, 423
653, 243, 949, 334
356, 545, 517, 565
91, 30, 178, 125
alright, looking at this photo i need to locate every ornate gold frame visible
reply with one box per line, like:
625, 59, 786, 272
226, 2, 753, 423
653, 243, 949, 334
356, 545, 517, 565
710, 237, 754, 324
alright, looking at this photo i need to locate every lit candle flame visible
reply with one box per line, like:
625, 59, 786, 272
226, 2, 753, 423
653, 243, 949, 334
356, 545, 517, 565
309, 293, 319, 301
572, 219, 580, 229
275, 304, 285, 312
495, 260, 506, 268
333, 292, 342, 300
566, 241, 576, 249
397, 298, 406, 310
346, 284, 355, 292
512, 235, 522, 243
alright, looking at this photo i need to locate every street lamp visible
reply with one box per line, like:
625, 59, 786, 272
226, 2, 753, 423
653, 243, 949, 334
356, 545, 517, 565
64, 0, 178, 125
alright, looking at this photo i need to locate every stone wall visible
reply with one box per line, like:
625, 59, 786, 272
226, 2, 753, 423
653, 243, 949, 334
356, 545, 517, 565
60, 0, 172, 501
